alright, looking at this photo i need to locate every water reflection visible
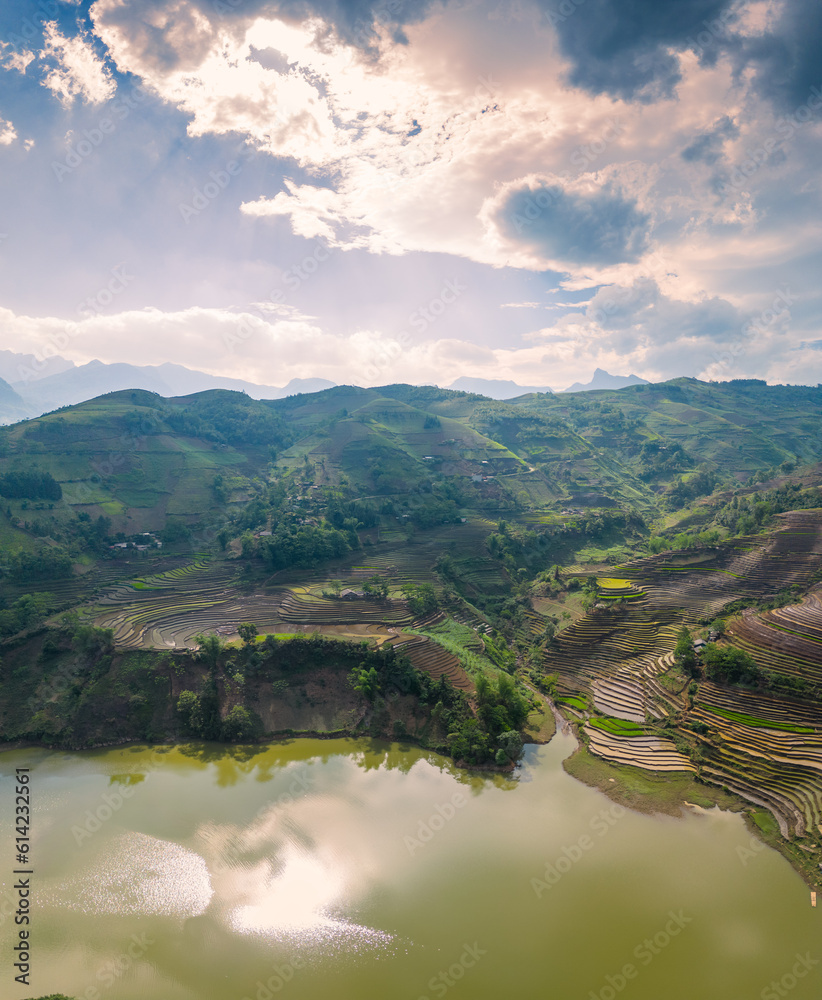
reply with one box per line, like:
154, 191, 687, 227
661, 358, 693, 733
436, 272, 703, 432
3, 737, 818, 1000
49, 832, 214, 917
229, 844, 396, 952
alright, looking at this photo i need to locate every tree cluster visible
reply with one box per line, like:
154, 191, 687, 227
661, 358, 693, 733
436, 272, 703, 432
0, 469, 62, 500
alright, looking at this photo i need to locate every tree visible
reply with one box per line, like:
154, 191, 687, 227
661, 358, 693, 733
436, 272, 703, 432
402, 582, 438, 617
702, 644, 761, 686
193, 633, 223, 670
221, 705, 256, 741
674, 627, 699, 678
176, 690, 203, 735
350, 664, 380, 700
475, 673, 492, 705
363, 574, 389, 599
238, 622, 258, 646
498, 730, 523, 761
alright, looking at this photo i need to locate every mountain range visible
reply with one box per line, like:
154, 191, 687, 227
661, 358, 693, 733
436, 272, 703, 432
0, 353, 336, 423
0, 350, 652, 424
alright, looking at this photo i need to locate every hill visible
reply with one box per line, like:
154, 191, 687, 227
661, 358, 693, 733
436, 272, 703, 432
2, 378, 822, 871
1, 378, 821, 554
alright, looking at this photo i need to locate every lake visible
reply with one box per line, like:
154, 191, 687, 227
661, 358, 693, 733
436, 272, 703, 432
2, 730, 820, 1000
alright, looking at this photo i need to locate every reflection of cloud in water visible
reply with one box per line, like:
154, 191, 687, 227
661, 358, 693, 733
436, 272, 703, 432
228, 844, 394, 953
51, 832, 213, 917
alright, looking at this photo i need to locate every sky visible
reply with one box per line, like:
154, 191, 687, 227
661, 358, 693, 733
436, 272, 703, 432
0, 0, 820, 391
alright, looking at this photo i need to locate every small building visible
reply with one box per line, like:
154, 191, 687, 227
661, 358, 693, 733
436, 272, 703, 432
340, 588, 366, 600
693, 638, 707, 651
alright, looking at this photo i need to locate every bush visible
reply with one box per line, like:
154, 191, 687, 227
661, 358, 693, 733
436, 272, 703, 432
221, 705, 258, 741
701, 644, 761, 686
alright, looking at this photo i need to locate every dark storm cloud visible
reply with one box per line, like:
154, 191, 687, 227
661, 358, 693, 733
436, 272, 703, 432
540, 0, 821, 115
497, 181, 650, 267
540, 0, 735, 101
740, 0, 822, 111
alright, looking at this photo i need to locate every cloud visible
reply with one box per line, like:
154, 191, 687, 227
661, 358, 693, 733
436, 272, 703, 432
580, 278, 749, 348
0, 43, 36, 74
542, 0, 736, 101
40, 21, 116, 105
538, 0, 822, 122
242, 180, 356, 244
1, 0, 820, 392
681, 114, 738, 164
1, 275, 810, 396
89, 0, 792, 289
487, 174, 652, 269
0, 116, 17, 145
740, 0, 822, 111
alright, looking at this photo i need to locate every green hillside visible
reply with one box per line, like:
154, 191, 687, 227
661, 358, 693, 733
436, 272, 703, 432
2, 378, 822, 869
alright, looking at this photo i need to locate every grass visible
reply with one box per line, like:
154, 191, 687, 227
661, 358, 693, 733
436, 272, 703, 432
588, 716, 646, 736
701, 704, 814, 733
558, 694, 588, 712
407, 619, 500, 680
563, 745, 745, 817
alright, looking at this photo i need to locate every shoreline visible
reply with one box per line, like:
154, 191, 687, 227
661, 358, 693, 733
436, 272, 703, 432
562, 740, 822, 890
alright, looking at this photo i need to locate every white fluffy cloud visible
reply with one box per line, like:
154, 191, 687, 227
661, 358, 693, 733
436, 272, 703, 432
2, 283, 818, 394
86, 0, 822, 312
40, 21, 116, 105
1, 0, 819, 388
0, 115, 17, 145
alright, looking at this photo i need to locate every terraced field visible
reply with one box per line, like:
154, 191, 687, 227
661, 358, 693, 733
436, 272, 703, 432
278, 589, 415, 627
584, 725, 695, 772
727, 591, 822, 687
548, 510, 822, 840
389, 634, 473, 691
89, 562, 283, 647
83, 559, 480, 696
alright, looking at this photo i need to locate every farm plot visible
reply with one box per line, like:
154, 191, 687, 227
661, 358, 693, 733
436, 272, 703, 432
686, 668, 822, 836
278, 589, 414, 626
547, 511, 822, 835
88, 561, 283, 647
727, 589, 822, 685
389, 634, 473, 691
584, 725, 695, 772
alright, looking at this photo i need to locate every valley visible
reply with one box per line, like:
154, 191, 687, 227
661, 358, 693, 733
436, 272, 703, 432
2, 378, 822, 886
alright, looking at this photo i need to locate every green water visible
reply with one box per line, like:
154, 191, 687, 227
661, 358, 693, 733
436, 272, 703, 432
1, 731, 820, 1000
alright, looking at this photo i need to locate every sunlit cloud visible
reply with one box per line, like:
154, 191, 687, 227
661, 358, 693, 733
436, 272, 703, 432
40, 21, 116, 105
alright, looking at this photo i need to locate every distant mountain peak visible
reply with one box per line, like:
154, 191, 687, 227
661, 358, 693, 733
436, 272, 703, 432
563, 369, 650, 392
446, 377, 553, 399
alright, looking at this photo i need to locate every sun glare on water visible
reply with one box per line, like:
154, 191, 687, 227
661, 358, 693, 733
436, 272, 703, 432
229, 844, 395, 952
